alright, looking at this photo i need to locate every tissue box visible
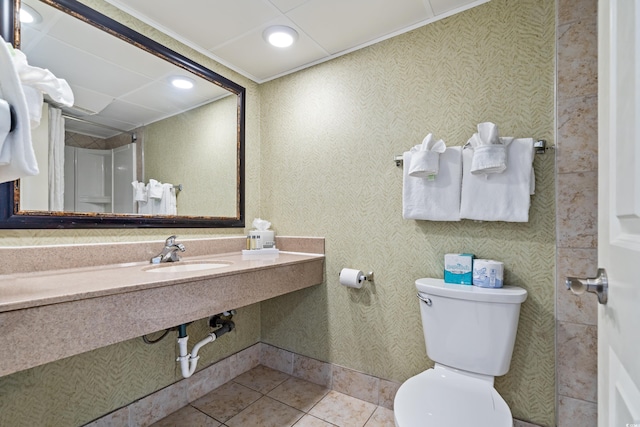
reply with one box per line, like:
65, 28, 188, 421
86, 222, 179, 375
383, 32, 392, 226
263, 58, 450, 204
444, 253, 474, 285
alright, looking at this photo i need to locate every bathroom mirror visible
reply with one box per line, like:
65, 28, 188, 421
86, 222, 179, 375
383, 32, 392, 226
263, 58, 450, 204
0, 0, 245, 228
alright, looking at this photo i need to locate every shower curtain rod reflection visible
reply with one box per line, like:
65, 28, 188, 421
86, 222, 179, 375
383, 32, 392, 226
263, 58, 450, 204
62, 114, 137, 142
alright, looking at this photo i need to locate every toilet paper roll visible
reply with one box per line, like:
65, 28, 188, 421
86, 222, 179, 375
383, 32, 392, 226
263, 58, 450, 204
472, 259, 504, 288
339, 268, 365, 289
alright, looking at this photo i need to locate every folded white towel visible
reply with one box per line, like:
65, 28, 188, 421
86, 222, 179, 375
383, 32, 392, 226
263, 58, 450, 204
403, 146, 462, 221
408, 134, 447, 178
460, 138, 535, 222
148, 179, 163, 199
0, 39, 38, 183
131, 180, 147, 202
468, 122, 512, 175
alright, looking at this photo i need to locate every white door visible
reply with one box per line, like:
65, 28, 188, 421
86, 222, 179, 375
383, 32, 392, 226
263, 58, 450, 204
598, 0, 640, 424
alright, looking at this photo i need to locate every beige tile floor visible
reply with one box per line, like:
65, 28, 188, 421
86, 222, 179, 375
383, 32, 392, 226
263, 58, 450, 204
151, 365, 395, 427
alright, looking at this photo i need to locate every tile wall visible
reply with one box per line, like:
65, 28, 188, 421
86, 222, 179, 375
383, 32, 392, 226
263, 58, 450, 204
555, 0, 599, 425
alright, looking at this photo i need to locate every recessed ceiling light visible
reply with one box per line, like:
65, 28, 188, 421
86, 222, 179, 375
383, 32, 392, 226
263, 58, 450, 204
170, 76, 195, 90
263, 26, 298, 48
20, 4, 42, 24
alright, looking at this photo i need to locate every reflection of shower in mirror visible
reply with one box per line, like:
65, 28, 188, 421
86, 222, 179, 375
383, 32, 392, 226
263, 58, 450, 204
64, 144, 136, 214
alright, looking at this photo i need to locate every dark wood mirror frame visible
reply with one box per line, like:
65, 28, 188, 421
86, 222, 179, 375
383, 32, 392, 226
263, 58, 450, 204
0, 0, 245, 228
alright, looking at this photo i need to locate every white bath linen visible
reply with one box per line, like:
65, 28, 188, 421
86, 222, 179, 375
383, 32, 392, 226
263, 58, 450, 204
460, 138, 535, 222
131, 180, 147, 202
468, 122, 512, 175
160, 183, 177, 215
408, 133, 447, 178
403, 146, 462, 221
0, 39, 38, 183
148, 179, 163, 199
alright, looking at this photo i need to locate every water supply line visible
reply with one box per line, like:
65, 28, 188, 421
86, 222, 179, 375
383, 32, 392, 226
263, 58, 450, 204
176, 311, 236, 378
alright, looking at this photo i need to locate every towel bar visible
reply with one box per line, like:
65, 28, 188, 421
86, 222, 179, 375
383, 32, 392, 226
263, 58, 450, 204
394, 139, 553, 166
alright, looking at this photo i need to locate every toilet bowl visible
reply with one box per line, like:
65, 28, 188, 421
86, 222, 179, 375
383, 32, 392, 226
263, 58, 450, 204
394, 365, 512, 427
394, 278, 527, 427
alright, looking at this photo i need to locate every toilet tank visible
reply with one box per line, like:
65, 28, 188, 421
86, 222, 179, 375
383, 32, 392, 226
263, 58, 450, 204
415, 278, 527, 377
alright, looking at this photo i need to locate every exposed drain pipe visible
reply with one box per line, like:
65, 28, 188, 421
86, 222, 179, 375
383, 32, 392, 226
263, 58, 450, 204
176, 312, 236, 378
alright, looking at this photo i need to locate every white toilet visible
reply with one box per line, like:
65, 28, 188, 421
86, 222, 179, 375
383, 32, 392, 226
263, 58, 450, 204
394, 278, 528, 427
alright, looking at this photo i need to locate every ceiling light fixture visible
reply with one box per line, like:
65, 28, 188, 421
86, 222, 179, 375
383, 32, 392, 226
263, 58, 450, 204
20, 4, 42, 24
170, 76, 195, 90
263, 25, 298, 48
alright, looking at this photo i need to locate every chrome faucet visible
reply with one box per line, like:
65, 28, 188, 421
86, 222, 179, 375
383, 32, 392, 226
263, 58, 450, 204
151, 235, 186, 263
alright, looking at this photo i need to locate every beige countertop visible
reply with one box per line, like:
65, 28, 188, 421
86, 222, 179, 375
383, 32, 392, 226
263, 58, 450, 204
0, 250, 324, 313
0, 237, 325, 377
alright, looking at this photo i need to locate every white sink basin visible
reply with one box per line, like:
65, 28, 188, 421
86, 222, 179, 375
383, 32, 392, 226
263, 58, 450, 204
145, 261, 231, 273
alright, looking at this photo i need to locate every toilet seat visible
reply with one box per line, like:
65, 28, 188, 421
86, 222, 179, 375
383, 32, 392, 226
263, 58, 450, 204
394, 366, 512, 427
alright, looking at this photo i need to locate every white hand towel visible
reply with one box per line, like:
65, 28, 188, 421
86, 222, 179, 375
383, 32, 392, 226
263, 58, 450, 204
148, 179, 163, 199
159, 183, 175, 215
460, 138, 535, 222
0, 38, 38, 183
468, 122, 512, 175
403, 146, 462, 221
408, 133, 447, 178
131, 180, 147, 202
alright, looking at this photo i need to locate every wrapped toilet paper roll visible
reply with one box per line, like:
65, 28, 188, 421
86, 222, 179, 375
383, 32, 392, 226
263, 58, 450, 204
472, 259, 504, 288
339, 268, 365, 289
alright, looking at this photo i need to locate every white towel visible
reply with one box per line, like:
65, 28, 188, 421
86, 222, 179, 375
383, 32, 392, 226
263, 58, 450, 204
408, 134, 447, 178
160, 183, 176, 215
403, 146, 462, 221
468, 122, 512, 175
131, 180, 147, 202
0, 38, 38, 183
148, 179, 163, 199
460, 138, 535, 222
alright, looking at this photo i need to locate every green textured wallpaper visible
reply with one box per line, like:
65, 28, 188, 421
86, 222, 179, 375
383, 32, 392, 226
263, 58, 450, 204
259, 0, 556, 425
0, 0, 556, 426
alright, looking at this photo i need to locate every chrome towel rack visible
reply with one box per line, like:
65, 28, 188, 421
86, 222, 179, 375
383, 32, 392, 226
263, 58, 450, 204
394, 139, 553, 167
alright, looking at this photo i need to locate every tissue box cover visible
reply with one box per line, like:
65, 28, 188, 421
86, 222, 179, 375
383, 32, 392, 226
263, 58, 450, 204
444, 253, 474, 285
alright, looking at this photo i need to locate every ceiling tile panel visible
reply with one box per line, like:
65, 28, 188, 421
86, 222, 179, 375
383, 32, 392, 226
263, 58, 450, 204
45, 12, 177, 80
212, 22, 328, 81
106, 0, 282, 50
285, 0, 432, 54
268, 0, 311, 13
27, 36, 152, 99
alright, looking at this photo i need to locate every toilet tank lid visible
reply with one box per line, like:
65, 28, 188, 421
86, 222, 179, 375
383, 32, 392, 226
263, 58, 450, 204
415, 278, 527, 303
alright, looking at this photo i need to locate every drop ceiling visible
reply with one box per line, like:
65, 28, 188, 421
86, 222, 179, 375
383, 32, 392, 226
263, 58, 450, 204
104, 0, 490, 83
18, 0, 488, 138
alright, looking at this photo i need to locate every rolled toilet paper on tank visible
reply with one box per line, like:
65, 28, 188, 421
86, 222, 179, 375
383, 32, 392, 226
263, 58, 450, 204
339, 268, 365, 289
472, 259, 504, 288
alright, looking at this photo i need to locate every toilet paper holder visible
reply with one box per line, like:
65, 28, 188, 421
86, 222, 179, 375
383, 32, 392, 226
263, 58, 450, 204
338, 268, 374, 289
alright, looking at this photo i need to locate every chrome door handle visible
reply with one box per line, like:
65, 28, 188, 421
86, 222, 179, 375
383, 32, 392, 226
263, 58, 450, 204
565, 268, 608, 305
